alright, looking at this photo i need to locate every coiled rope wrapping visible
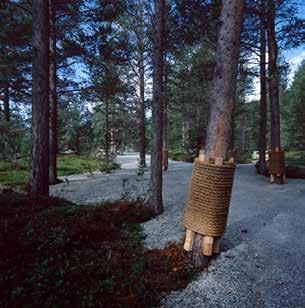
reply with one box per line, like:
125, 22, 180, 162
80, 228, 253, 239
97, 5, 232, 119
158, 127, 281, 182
269, 150, 285, 175
162, 148, 168, 169
183, 158, 236, 237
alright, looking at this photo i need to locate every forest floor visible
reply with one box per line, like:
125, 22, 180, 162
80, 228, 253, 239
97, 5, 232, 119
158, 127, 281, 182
0, 154, 119, 188
51, 152, 305, 307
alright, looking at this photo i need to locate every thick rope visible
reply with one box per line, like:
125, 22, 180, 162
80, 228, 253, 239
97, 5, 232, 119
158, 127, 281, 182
183, 158, 236, 237
269, 150, 285, 175
162, 148, 168, 170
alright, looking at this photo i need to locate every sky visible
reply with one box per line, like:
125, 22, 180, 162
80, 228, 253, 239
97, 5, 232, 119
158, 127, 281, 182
247, 1, 305, 101
285, 1, 305, 80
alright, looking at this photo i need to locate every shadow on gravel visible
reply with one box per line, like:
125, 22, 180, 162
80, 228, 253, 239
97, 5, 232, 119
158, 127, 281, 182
221, 208, 278, 253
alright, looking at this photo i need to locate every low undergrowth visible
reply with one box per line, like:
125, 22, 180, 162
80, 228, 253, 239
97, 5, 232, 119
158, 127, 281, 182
0, 155, 120, 188
0, 192, 197, 307
169, 150, 195, 163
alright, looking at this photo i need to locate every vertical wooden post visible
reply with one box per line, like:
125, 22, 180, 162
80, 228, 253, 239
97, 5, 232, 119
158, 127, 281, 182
213, 237, 221, 254
203, 236, 214, 256
184, 229, 195, 251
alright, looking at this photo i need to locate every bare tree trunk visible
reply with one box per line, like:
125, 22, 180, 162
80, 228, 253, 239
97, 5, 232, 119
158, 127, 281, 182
259, 0, 267, 175
162, 61, 168, 169
3, 79, 10, 123
29, 0, 50, 197
139, 55, 146, 167
229, 111, 235, 152
191, 0, 244, 267
267, 0, 282, 183
104, 97, 110, 165
149, 0, 164, 215
2, 73, 10, 160
49, 0, 58, 184
121, 130, 125, 154
242, 115, 246, 151
195, 104, 206, 156
110, 128, 116, 154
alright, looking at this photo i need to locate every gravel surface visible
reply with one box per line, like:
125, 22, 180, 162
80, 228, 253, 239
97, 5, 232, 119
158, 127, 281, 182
50, 153, 305, 307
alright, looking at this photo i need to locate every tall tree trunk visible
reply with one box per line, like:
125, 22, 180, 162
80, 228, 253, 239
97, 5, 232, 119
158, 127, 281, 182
121, 130, 125, 154
49, 0, 58, 184
3, 78, 10, 123
139, 55, 146, 167
267, 0, 280, 150
267, 0, 282, 183
29, 0, 50, 197
110, 128, 116, 154
149, 0, 164, 215
196, 104, 206, 156
162, 61, 168, 166
104, 97, 110, 165
258, 0, 267, 175
2, 74, 10, 160
191, 0, 244, 267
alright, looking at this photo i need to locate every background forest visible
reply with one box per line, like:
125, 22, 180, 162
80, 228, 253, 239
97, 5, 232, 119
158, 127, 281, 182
1, 0, 305, 175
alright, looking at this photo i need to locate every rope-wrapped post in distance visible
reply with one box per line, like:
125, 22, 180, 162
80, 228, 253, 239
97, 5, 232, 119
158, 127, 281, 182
183, 158, 236, 254
162, 148, 168, 171
268, 149, 285, 175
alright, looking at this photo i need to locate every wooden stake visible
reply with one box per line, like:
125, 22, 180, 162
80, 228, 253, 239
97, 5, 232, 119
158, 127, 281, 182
199, 151, 205, 162
215, 157, 224, 166
213, 237, 221, 254
229, 156, 235, 163
203, 236, 214, 256
184, 229, 195, 251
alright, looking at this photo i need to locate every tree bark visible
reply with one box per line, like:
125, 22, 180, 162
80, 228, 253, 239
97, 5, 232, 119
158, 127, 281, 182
49, 0, 58, 184
29, 0, 50, 197
104, 96, 110, 165
162, 60, 168, 167
149, 0, 164, 215
139, 55, 146, 167
258, 0, 267, 175
3, 78, 10, 123
191, 0, 244, 267
267, 0, 283, 183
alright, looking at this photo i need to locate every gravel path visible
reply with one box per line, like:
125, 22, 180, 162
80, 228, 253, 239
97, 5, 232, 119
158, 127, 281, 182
50, 153, 305, 307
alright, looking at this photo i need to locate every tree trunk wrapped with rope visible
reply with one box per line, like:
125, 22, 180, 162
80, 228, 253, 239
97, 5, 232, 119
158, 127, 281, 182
162, 148, 168, 171
182, 0, 244, 267
269, 148, 286, 183
183, 157, 235, 238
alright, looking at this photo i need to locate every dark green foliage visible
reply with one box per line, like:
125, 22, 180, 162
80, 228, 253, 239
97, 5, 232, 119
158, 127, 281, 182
0, 155, 120, 187
282, 61, 305, 150
0, 193, 197, 307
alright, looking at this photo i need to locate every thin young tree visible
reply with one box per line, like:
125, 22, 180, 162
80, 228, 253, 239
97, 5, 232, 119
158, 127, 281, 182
162, 60, 169, 170
124, 0, 150, 167
49, 0, 58, 184
149, 0, 165, 215
28, 0, 50, 197
136, 0, 148, 168
258, 0, 267, 175
191, 0, 244, 267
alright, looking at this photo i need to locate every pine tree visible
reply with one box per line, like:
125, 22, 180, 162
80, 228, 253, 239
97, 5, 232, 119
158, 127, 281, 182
191, 0, 244, 267
149, 0, 165, 215
28, 0, 50, 197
